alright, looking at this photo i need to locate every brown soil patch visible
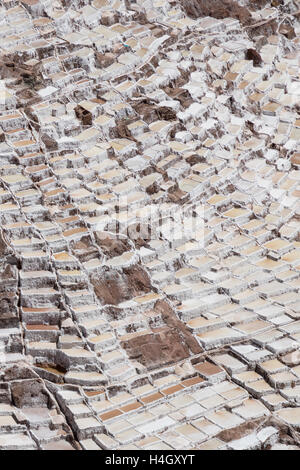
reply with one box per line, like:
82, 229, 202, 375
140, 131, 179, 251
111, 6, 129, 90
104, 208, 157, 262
131, 99, 177, 123
123, 265, 152, 294
216, 417, 266, 442
168, 187, 187, 204
41, 133, 58, 151
164, 86, 194, 109
121, 299, 202, 369
246, 18, 278, 39
245, 48, 263, 66
75, 105, 92, 126
91, 265, 151, 305
218, 415, 300, 448
279, 21, 296, 39
179, 0, 252, 26
91, 275, 125, 305
4, 364, 38, 381
155, 300, 202, 354
122, 328, 190, 369
157, 106, 177, 121
114, 120, 137, 142
265, 416, 300, 447
11, 379, 50, 408
95, 52, 115, 68
95, 233, 131, 257
134, 237, 150, 249
71, 236, 99, 262
185, 154, 205, 165
126, 223, 152, 246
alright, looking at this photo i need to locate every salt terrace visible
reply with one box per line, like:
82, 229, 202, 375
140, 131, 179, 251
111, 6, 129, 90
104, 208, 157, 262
0, 0, 299, 451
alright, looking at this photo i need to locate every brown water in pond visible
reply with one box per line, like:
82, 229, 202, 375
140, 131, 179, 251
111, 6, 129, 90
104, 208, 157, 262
84, 389, 105, 397
36, 364, 65, 376
26, 324, 59, 331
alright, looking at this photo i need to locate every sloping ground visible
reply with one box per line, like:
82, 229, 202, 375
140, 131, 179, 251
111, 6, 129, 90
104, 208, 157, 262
178, 0, 252, 25
0, 0, 300, 452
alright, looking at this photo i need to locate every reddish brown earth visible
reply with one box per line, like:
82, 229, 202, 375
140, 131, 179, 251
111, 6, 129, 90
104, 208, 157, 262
179, 0, 252, 25
41, 133, 58, 150
245, 48, 263, 66
164, 86, 194, 109
131, 100, 177, 123
91, 265, 152, 305
123, 222, 152, 247
10, 379, 50, 408
114, 120, 137, 141
168, 186, 187, 204
74, 105, 93, 126
121, 299, 202, 369
71, 236, 99, 262
4, 364, 38, 381
155, 300, 203, 355
216, 417, 266, 442
95, 52, 115, 68
94, 233, 131, 257
123, 265, 152, 295
121, 328, 190, 369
